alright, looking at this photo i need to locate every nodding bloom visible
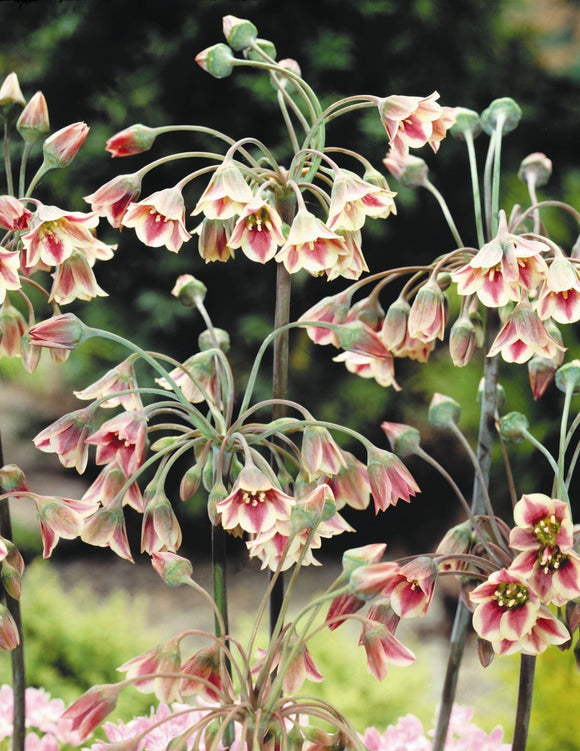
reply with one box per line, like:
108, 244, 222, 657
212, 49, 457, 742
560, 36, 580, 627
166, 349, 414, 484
487, 300, 566, 364
470, 568, 570, 655
0, 195, 32, 231
30, 494, 97, 558
378, 92, 444, 158
141, 485, 183, 554
180, 646, 223, 700
122, 187, 191, 252
380, 557, 438, 618
452, 211, 549, 308
61, 684, 123, 742
366, 447, 420, 512
85, 410, 148, 476
192, 161, 253, 220
327, 170, 396, 232
49, 250, 109, 305
407, 278, 448, 343
82, 461, 143, 512
333, 348, 400, 391
84, 173, 142, 228
194, 216, 235, 262
117, 638, 182, 704
535, 251, 580, 324
0, 604, 20, 651
227, 195, 285, 263
33, 406, 95, 474
299, 290, 352, 347
0, 247, 21, 304
301, 426, 348, 480
359, 607, 415, 680
328, 229, 369, 281
74, 357, 143, 412
275, 207, 349, 277
81, 505, 134, 562
326, 450, 371, 511
155, 351, 217, 404
216, 465, 295, 534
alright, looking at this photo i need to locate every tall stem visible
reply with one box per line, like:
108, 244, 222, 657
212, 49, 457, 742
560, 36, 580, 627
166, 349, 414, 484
512, 655, 536, 751
0, 431, 26, 751
432, 313, 499, 750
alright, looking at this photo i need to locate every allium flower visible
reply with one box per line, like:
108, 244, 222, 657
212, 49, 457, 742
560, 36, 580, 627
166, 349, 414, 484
81, 505, 134, 561
180, 646, 223, 700
16, 91, 50, 143
31, 495, 97, 557
0, 604, 19, 651
366, 447, 420, 512
61, 684, 122, 742
155, 351, 217, 404
275, 207, 349, 277
328, 229, 369, 281
117, 638, 182, 703
194, 216, 235, 262
326, 450, 371, 511
84, 173, 142, 228
301, 426, 347, 480
0, 195, 32, 231
49, 250, 109, 305
85, 410, 148, 476
487, 300, 566, 364
141, 486, 183, 554
216, 465, 294, 534
452, 211, 549, 308
407, 277, 448, 342
378, 92, 444, 157
470, 568, 570, 655
359, 613, 415, 680
74, 357, 143, 411
0, 246, 21, 304
27, 313, 88, 350
227, 195, 285, 262
33, 406, 94, 473
82, 461, 143, 512
123, 187, 191, 252
327, 170, 396, 232
192, 161, 253, 220
105, 124, 157, 157
299, 290, 352, 347
381, 557, 438, 618
535, 252, 580, 324
42, 122, 89, 169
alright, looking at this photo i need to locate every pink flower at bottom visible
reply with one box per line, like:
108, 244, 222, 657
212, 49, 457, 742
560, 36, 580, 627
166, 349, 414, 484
487, 301, 565, 364
60, 684, 122, 742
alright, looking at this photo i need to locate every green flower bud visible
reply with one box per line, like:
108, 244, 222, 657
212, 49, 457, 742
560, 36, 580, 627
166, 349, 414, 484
555, 360, 580, 395
450, 107, 482, 140
195, 43, 236, 79
428, 393, 461, 429
518, 152, 552, 188
244, 38, 277, 62
198, 327, 230, 353
179, 463, 202, 502
171, 274, 207, 307
498, 411, 529, 443
481, 97, 521, 136
222, 15, 258, 51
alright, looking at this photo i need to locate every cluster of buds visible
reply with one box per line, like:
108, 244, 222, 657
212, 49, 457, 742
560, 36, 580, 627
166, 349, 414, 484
0, 72, 115, 370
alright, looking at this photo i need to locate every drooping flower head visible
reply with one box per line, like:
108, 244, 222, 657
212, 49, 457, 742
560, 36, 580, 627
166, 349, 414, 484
378, 92, 444, 157
122, 187, 191, 252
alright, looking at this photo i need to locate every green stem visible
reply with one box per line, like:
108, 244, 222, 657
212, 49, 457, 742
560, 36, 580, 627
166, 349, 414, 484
512, 655, 536, 751
422, 178, 464, 248
463, 128, 485, 248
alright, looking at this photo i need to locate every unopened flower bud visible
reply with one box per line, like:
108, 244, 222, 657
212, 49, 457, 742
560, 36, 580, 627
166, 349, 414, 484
363, 166, 391, 191
180, 463, 202, 502
481, 97, 521, 135
336, 320, 389, 358
450, 107, 482, 140
382, 297, 409, 350
0, 464, 29, 492
380, 421, 421, 456
42, 122, 90, 169
290, 484, 335, 533
106, 124, 157, 157
207, 480, 228, 525
17, 91, 50, 144
26, 313, 89, 350
195, 43, 236, 79
0, 604, 19, 651
198, 328, 230, 353
449, 316, 476, 367
222, 15, 258, 51
151, 551, 193, 587
436, 272, 452, 292
428, 392, 461, 429
347, 295, 384, 330
436, 520, 473, 557
243, 38, 277, 62
555, 359, 580, 395
341, 543, 386, 579
528, 355, 557, 400
383, 151, 428, 188
273, 58, 302, 93
518, 152, 552, 188
0, 72, 25, 123
498, 411, 529, 443
477, 636, 495, 668
171, 274, 207, 307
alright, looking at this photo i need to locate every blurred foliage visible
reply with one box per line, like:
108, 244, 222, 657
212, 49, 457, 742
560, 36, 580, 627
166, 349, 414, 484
2, 0, 580, 547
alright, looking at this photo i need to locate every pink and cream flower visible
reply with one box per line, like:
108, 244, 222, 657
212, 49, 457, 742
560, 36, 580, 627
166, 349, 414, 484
378, 92, 444, 158
82, 461, 143, 512
33, 406, 95, 474
49, 250, 109, 305
366, 447, 420, 512
194, 217, 235, 262
118, 638, 182, 703
407, 277, 448, 343
216, 465, 294, 534
535, 251, 580, 324
0, 195, 32, 231
326, 450, 371, 511
81, 505, 134, 561
122, 187, 191, 252
298, 290, 352, 347
85, 410, 148, 476
0, 247, 21, 304
192, 161, 253, 220
452, 212, 549, 308
301, 426, 347, 480
470, 568, 570, 655
74, 357, 143, 412
327, 170, 396, 232
155, 351, 217, 404
487, 300, 566, 364
275, 207, 349, 277
327, 229, 369, 281
84, 173, 142, 228
380, 557, 438, 618
227, 195, 285, 263
359, 606, 416, 680
0, 302, 29, 358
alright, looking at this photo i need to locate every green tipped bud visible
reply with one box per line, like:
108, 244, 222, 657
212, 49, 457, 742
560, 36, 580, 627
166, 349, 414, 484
498, 411, 529, 443
436, 271, 452, 292
555, 360, 580, 395
477, 376, 505, 411
207, 480, 228, 525
222, 15, 258, 51
518, 152, 552, 188
380, 421, 421, 456
449, 316, 476, 367
171, 274, 207, 307
244, 38, 277, 62
0, 464, 29, 492
195, 43, 236, 79
150, 436, 182, 452
198, 327, 230, 353
341, 543, 386, 579
428, 392, 461, 429
179, 463, 202, 502
151, 551, 193, 587
481, 97, 521, 136
450, 107, 482, 140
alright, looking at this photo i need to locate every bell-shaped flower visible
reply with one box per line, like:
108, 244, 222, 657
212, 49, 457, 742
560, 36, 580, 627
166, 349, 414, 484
216, 465, 294, 534
350, 561, 401, 600
407, 277, 448, 342
359, 613, 415, 680
32, 494, 96, 557
378, 92, 443, 158
194, 216, 235, 262
141, 484, 183, 554
275, 207, 349, 277
381, 557, 438, 618
180, 645, 223, 700
449, 314, 477, 367
299, 290, 352, 347
535, 251, 580, 324
81, 505, 133, 561
227, 194, 285, 263
280, 641, 324, 694
327, 229, 369, 281
326, 450, 371, 511
21, 203, 114, 268
123, 187, 191, 253
487, 300, 566, 364
74, 357, 142, 412
510, 493, 574, 552
33, 406, 95, 474
0, 246, 21, 304
118, 638, 182, 703
61, 683, 122, 742
470, 568, 570, 655
84, 173, 142, 228
82, 461, 143, 512
327, 170, 396, 232
528, 354, 559, 400
155, 351, 217, 404
0, 195, 32, 231
301, 426, 347, 480
325, 592, 366, 631
192, 161, 253, 220
366, 447, 420, 512
49, 250, 109, 305
510, 546, 580, 607
452, 211, 549, 308
85, 410, 148, 476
